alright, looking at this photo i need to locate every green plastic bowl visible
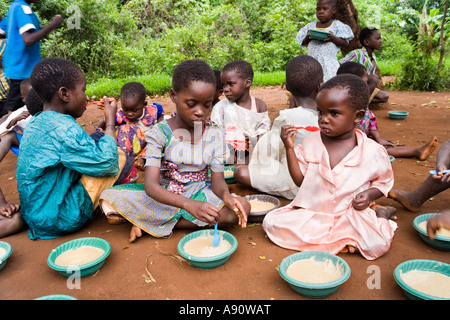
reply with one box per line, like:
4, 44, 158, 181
279, 251, 351, 299
413, 213, 450, 251
47, 237, 111, 277
394, 259, 450, 300
34, 294, 77, 300
177, 229, 238, 269
0, 241, 12, 271
388, 110, 409, 120
309, 29, 331, 40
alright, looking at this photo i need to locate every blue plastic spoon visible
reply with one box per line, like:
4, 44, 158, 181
212, 223, 220, 247
429, 169, 450, 175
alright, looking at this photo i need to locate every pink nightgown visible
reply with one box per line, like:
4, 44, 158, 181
262, 129, 397, 260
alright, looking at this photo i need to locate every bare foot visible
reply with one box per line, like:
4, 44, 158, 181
418, 136, 438, 161
129, 225, 143, 243
388, 189, 421, 212
371, 205, 397, 220
340, 245, 357, 254
107, 212, 126, 225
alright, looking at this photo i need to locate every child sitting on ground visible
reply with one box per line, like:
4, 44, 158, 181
340, 27, 382, 76
263, 74, 397, 260
99, 59, 250, 242
211, 60, 270, 164
296, 0, 353, 81
97, 82, 163, 172
234, 55, 322, 200
337, 62, 438, 161
16, 57, 129, 240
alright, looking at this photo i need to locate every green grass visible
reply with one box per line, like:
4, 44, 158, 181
86, 57, 449, 98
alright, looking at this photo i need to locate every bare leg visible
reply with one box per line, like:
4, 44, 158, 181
386, 136, 438, 160
0, 132, 20, 163
389, 175, 450, 212
233, 165, 252, 187
0, 212, 25, 238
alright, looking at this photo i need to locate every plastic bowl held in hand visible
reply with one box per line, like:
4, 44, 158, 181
309, 29, 331, 40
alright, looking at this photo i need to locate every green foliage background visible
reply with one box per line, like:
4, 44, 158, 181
1, 0, 448, 94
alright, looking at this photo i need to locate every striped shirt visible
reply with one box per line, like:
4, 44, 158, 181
340, 48, 377, 75
0, 39, 10, 100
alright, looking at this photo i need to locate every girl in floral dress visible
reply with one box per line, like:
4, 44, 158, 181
99, 60, 249, 242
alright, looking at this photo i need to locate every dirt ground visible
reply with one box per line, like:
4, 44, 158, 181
0, 86, 449, 302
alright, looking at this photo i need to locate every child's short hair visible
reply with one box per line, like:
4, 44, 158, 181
222, 60, 254, 81
25, 88, 44, 116
20, 78, 31, 95
319, 74, 369, 110
359, 27, 378, 46
172, 59, 216, 92
285, 55, 323, 97
30, 57, 83, 103
337, 62, 367, 78
213, 69, 223, 91
120, 82, 146, 103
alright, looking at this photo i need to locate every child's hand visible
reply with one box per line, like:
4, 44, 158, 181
426, 210, 450, 240
223, 193, 248, 228
0, 203, 20, 219
185, 200, 219, 225
103, 96, 117, 123
352, 192, 371, 211
280, 125, 297, 150
431, 165, 450, 183
50, 15, 63, 29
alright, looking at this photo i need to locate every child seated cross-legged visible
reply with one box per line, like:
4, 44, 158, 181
211, 60, 270, 165
234, 55, 322, 200
263, 74, 397, 260
99, 59, 249, 243
16, 58, 130, 240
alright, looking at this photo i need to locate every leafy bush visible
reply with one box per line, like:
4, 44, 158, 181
394, 50, 449, 91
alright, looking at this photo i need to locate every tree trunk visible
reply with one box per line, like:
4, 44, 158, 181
438, 0, 449, 71
334, 0, 362, 56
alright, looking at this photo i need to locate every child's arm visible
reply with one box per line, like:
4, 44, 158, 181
369, 130, 396, 148
324, 32, 349, 48
352, 188, 384, 211
426, 210, 450, 240
102, 97, 117, 138
210, 172, 247, 228
144, 165, 219, 225
433, 139, 450, 183
21, 15, 62, 46
281, 125, 305, 186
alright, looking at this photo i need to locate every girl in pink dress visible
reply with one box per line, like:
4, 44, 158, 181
263, 74, 397, 260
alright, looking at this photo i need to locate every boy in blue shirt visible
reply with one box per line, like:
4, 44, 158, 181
0, 0, 62, 117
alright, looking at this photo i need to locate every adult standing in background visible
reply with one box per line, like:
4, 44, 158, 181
0, 0, 62, 117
